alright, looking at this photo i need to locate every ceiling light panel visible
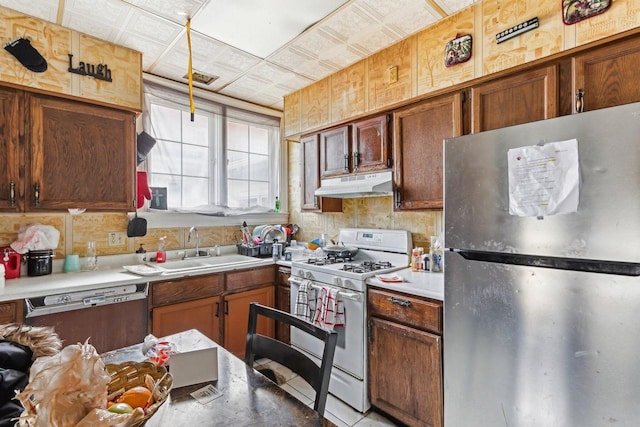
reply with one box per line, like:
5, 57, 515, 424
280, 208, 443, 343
190, 0, 349, 58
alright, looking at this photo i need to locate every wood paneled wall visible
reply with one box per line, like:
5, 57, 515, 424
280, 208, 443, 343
0, 6, 142, 111
284, 0, 640, 137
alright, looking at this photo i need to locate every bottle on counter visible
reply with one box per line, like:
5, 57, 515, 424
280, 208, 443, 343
0, 263, 5, 289
156, 236, 167, 263
274, 196, 280, 213
136, 243, 146, 263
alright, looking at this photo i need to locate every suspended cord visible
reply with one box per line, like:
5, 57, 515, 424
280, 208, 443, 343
186, 18, 195, 122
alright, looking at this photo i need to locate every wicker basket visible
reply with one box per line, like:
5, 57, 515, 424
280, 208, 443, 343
105, 361, 173, 427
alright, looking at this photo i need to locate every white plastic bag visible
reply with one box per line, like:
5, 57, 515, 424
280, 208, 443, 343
10, 223, 60, 254
15, 340, 110, 427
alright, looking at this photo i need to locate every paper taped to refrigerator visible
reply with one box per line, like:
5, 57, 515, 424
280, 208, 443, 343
507, 139, 579, 217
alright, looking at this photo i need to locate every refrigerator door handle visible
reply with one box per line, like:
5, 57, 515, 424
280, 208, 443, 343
454, 249, 640, 276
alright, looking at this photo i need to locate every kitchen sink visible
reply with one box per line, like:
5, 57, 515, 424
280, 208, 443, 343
152, 254, 258, 272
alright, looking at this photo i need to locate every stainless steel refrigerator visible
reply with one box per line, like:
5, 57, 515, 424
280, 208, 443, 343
443, 102, 640, 427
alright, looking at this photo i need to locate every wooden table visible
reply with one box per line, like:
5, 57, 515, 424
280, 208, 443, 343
101, 329, 335, 427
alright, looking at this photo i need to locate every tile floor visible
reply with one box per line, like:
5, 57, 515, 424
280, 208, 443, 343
255, 359, 399, 427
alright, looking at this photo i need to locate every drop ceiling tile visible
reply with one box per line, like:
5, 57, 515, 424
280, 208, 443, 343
0, 0, 59, 21
245, 62, 313, 92
361, 0, 441, 37
62, 0, 132, 42
269, 45, 339, 80
434, 0, 476, 16
120, 8, 183, 45
320, 2, 381, 45
123, 0, 205, 25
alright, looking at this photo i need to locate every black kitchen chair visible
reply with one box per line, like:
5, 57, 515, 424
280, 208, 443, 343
245, 303, 338, 416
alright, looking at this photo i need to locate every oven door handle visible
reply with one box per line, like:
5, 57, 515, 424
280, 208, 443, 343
288, 277, 362, 302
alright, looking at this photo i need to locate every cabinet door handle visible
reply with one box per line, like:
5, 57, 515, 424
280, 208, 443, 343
215, 302, 220, 317
224, 300, 229, 315
576, 89, 584, 113
33, 183, 40, 205
388, 296, 411, 307
394, 187, 401, 208
9, 181, 15, 206
344, 154, 349, 172
314, 196, 319, 208
353, 151, 359, 171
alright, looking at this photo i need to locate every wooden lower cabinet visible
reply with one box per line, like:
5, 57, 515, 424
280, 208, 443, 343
150, 273, 224, 343
368, 287, 443, 427
0, 299, 23, 323
223, 285, 275, 359
152, 296, 221, 344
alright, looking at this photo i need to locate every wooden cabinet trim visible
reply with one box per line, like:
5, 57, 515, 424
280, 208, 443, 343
368, 287, 442, 334
151, 273, 224, 307
225, 266, 276, 292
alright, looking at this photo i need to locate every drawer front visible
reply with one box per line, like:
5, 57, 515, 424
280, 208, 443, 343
152, 273, 223, 306
368, 287, 442, 334
0, 300, 21, 324
226, 266, 276, 292
276, 266, 291, 287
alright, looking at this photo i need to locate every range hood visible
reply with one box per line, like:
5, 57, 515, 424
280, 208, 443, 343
314, 171, 393, 199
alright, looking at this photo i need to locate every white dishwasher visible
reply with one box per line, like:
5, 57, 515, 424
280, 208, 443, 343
25, 283, 148, 353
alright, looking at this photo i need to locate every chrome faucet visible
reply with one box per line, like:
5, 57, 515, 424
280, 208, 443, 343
188, 226, 200, 257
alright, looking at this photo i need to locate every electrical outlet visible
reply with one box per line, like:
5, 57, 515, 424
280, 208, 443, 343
108, 232, 125, 246
388, 65, 398, 84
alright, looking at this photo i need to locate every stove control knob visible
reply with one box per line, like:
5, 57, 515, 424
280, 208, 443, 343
334, 277, 342, 286
305, 271, 313, 279
58, 295, 71, 304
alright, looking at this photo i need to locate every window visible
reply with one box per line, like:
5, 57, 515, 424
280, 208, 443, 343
142, 83, 280, 211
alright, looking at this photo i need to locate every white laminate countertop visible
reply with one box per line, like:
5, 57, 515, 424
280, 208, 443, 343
366, 267, 444, 301
0, 251, 275, 303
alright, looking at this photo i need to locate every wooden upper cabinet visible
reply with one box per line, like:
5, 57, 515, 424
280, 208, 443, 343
393, 93, 463, 210
27, 95, 135, 211
301, 133, 341, 212
0, 87, 22, 212
572, 36, 640, 113
320, 125, 351, 178
352, 115, 391, 174
471, 65, 558, 133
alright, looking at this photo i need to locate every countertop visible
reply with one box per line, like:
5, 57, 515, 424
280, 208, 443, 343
366, 267, 444, 301
0, 252, 443, 303
0, 251, 275, 303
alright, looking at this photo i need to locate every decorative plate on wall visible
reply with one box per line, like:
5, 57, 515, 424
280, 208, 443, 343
562, 0, 611, 25
445, 34, 472, 68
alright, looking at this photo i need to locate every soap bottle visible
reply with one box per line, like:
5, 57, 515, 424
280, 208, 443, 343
274, 196, 280, 213
136, 243, 146, 263
156, 236, 166, 263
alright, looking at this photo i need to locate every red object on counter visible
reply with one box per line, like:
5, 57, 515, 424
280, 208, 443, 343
0, 247, 21, 279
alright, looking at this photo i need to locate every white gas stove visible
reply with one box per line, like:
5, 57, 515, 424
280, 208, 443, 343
289, 228, 412, 412
291, 228, 412, 290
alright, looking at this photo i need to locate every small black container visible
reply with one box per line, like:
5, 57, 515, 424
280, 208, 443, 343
26, 249, 54, 276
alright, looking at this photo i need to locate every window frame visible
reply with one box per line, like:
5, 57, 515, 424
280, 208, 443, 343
138, 75, 287, 228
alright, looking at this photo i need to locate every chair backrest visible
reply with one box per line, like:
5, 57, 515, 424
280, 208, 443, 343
245, 303, 337, 416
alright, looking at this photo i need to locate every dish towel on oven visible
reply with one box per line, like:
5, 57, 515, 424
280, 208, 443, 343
313, 286, 345, 331
294, 279, 315, 322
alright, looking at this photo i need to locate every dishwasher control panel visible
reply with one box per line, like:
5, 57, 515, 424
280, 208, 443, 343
44, 284, 140, 306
